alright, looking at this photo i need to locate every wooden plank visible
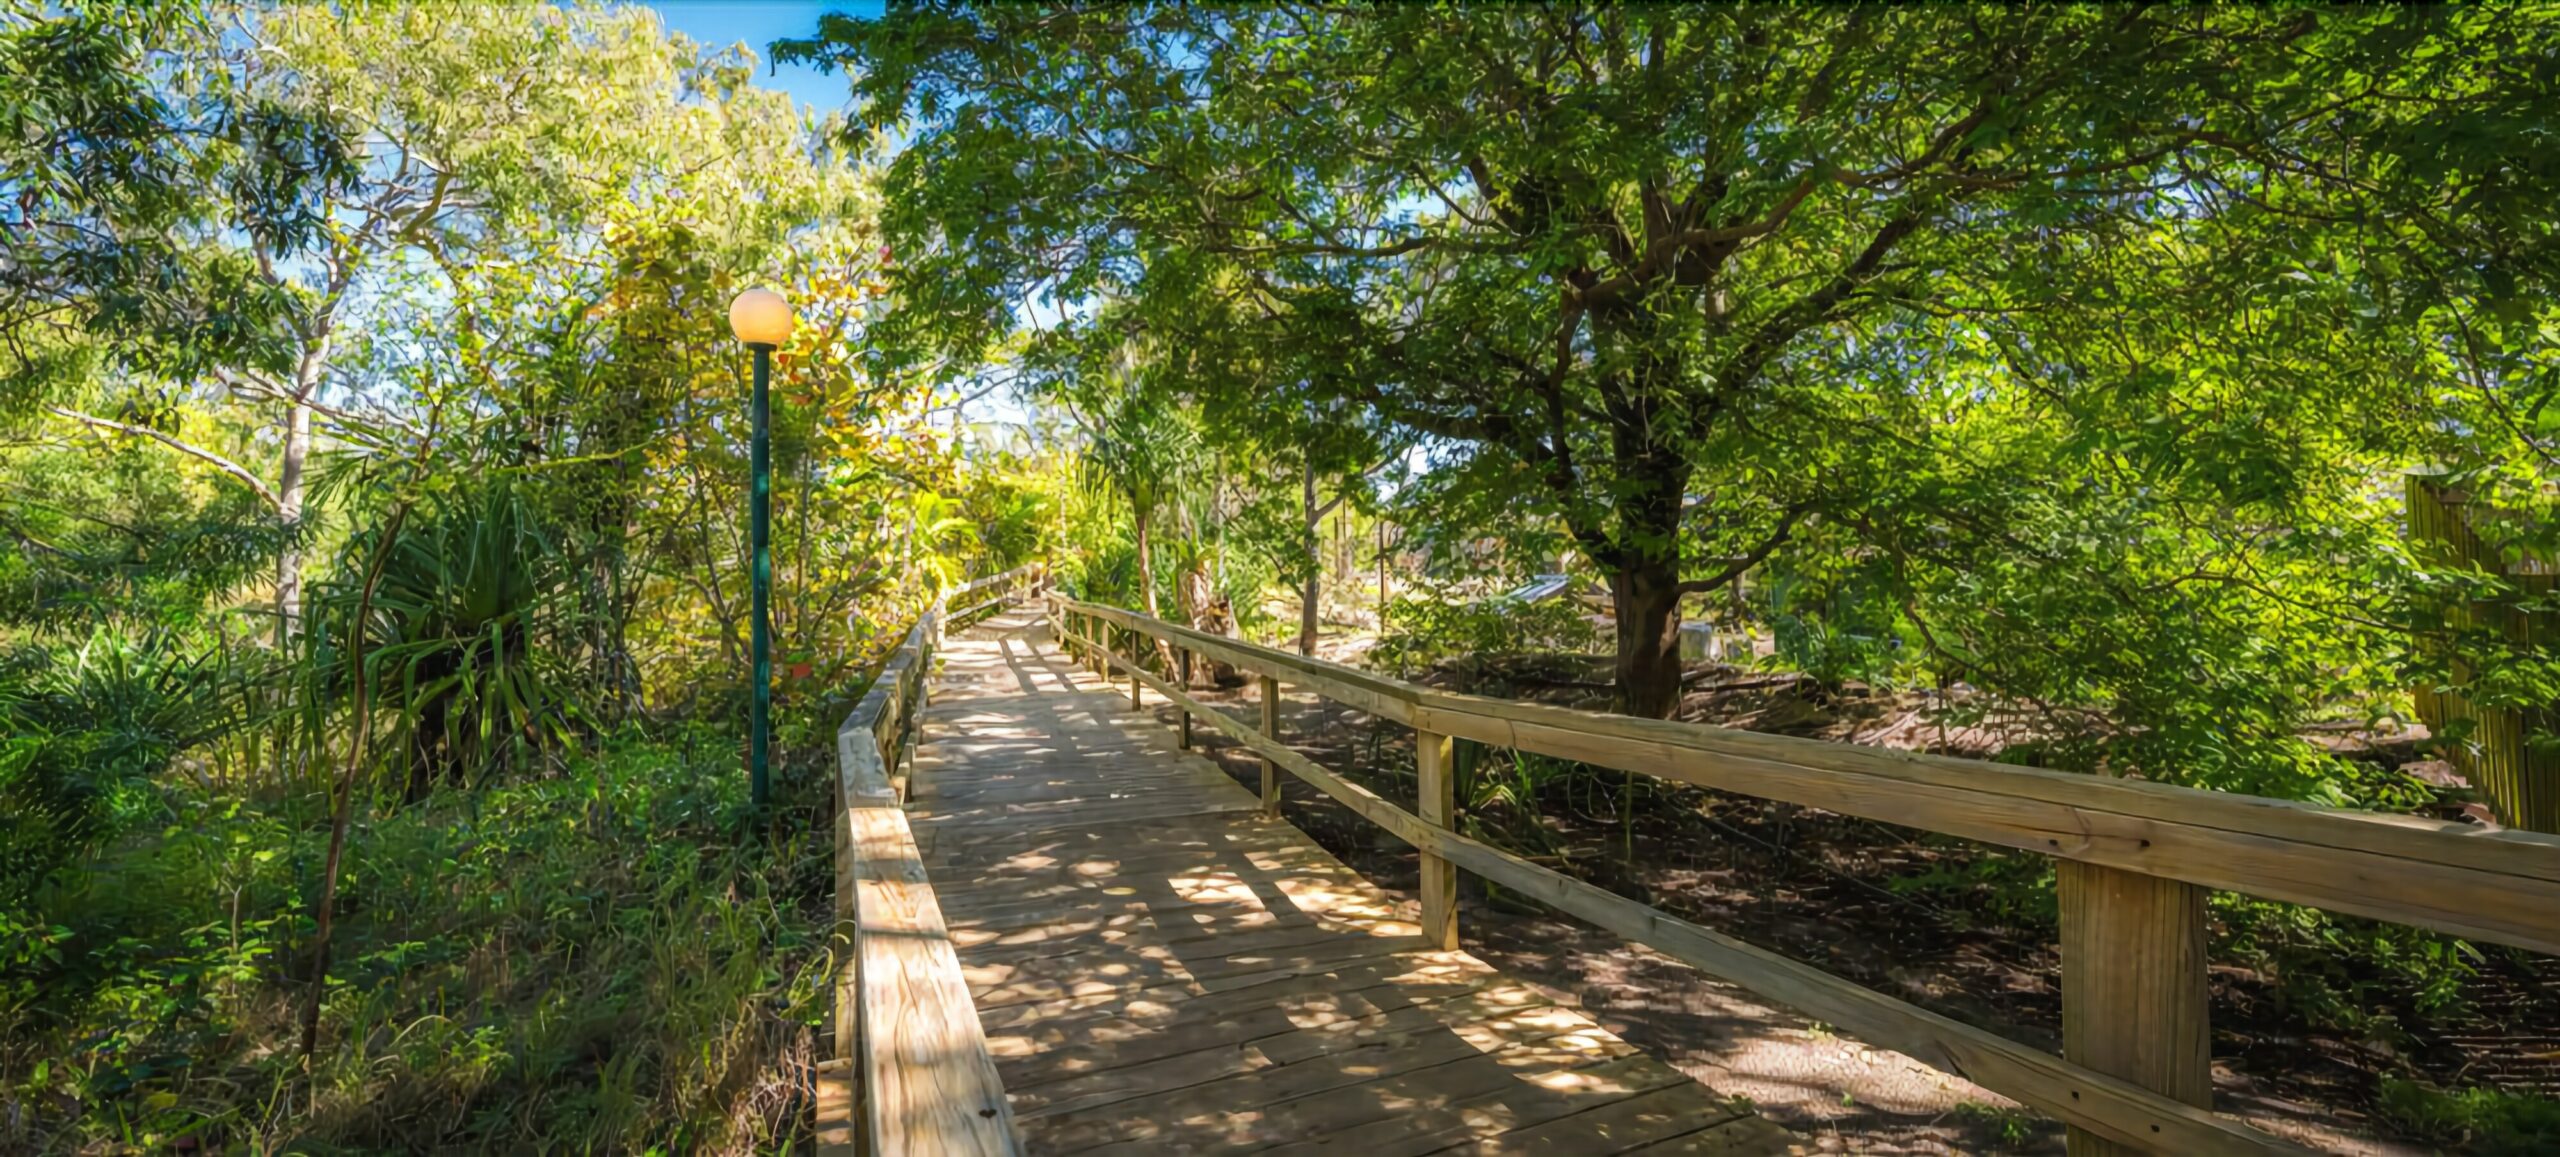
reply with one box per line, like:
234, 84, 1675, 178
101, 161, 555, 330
1438, 1083, 1753, 1156
1261, 674, 1283, 815
814, 1058, 858, 1157
2060, 861, 2211, 1157
1178, 647, 1194, 749
1015, 989, 1649, 1152
1422, 819, 2294, 1154
1443, 706, 2560, 955
849, 806, 1021, 1155
1063, 600, 1418, 724
1417, 727, 1459, 951
972, 950, 1505, 1039
912, 615, 1800, 1156
1057, 596, 2560, 955
1088, 643, 2295, 1153
1254, 1052, 1697, 1157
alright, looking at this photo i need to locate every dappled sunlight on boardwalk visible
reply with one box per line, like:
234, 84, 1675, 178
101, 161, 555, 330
907, 608, 1800, 1154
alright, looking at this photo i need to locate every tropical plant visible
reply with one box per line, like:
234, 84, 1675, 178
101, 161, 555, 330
315, 480, 578, 799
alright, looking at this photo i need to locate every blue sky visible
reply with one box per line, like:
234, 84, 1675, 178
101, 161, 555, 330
636, 1, 1034, 433
641, 1, 883, 115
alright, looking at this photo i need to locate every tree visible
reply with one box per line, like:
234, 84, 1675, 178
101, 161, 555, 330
0, 1, 351, 389
15, 2, 735, 640
787, 3, 2547, 717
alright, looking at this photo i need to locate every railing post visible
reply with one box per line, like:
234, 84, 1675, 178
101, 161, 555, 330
1129, 638, 1142, 709
1177, 648, 1194, 750
2058, 861, 2211, 1156
1258, 674, 1281, 816
1415, 727, 1459, 950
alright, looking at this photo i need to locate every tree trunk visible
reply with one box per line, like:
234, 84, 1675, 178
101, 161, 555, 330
1134, 501, 1177, 672
1376, 518, 1389, 633
1609, 559, 1686, 719
273, 332, 331, 643
1134, 501, 1160, 619
274, 397, 312, 642
1298, 459, 1320, 656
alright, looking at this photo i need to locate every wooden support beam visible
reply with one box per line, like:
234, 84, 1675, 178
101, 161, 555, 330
2060, 860, 2212, 1156
1074, 597, 2299, 1154
849, 806, 1020, 1154
1259, 674, 1281, 816
1177, 648, 1193, 749
1416, 728, 1459, 951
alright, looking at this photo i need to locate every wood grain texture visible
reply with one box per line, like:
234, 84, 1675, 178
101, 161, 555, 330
914, 608, 1788, 1154
850, 804, 1020, 1155
1259, 674, 1281, 816
1055, 596, 2560, 954
1178, 648, 1193, 750
1416, 727, 1459, 952
2059, 861, 2211, 1157
1067, 609, 2299, 1154
826, 585, 1032, 1156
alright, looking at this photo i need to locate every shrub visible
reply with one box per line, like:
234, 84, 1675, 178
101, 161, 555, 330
1372, 587, 1602, 677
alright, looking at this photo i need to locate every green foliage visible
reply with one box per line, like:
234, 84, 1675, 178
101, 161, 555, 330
0, 728, 830, 1153
316, 480, 582, 796
0, 0, 353, 388
2376, 1078, 2560, 1155
1762, 562, 1915, 691
1949, 1100, 2039, 1149
1372, 590, 1602, 678
789, 2, 2560, 716
0, 630, 255, 903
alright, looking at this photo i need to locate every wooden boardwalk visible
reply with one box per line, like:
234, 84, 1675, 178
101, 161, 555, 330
903, 608, 1799, 1154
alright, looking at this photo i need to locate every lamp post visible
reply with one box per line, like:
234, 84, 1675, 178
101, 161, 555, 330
729, 287, 794, 812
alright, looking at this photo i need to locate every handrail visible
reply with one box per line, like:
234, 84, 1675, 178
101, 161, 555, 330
950, 561, 1045, 605
1053, 596, 2560, 952
1049, 592, 2560, 1154
818, 587, 1028, 1157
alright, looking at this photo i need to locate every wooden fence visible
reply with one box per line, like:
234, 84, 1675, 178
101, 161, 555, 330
1050, 592, 2560, 1156
818, 564, 1043, 1157
2407, 473, 2560, 833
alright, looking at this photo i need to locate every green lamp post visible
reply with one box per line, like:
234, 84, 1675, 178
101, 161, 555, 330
729, 286, 794, 812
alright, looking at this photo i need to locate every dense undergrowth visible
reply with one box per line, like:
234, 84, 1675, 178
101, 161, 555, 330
0, 724, 838, 1155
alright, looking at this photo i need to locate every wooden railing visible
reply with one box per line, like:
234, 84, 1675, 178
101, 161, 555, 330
1048, 593, 2560, 1156
818, 563, 1043, 1157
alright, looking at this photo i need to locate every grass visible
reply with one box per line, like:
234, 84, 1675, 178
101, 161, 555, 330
0, 722, 837, 1154
2377, 1077, 2560, 1155
1948, 1099, 2038, 1148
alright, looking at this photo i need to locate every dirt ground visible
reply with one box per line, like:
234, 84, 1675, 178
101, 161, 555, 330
1147, 629, 2550, 1153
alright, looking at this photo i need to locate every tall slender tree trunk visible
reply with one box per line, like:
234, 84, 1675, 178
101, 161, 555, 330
1134, 501, 1161, 620
273, 333, 331, 643
274, 397, 312, 642
1377, 518, 1389, 633
1299, 459, 1320, 656
1134, 500, 1179, 673
1609, 557, 1686, 719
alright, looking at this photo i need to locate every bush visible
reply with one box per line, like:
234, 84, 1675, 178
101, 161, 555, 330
1372, 586, 1602, 677
2376, 1078, 2560, 1155
0, 725, 834, 1154
0, 630, 253, 903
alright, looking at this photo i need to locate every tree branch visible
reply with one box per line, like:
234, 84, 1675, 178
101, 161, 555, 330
49, 406, 282, 513
1674, 505, 1811, 594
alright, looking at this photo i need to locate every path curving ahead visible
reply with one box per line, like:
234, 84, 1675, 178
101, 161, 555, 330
903, 607, 1801, 1154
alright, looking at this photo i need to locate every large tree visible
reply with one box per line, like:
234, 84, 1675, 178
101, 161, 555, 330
788, 4, 2542, 717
